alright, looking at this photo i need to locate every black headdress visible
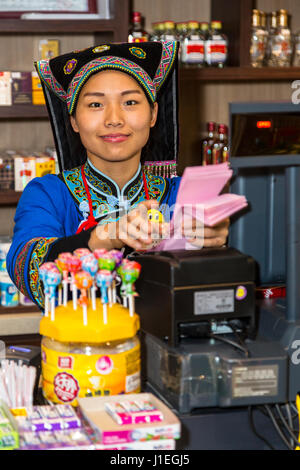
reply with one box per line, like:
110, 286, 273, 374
35, 41, 179, 177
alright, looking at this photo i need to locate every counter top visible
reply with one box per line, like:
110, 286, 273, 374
0, 311, 42, 336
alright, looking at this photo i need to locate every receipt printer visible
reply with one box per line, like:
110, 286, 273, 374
131, 247, 256, 347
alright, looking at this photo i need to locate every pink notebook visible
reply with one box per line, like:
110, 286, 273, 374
151, 163, 247, 251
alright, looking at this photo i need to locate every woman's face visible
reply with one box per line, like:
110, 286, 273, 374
70, 70, 158, 167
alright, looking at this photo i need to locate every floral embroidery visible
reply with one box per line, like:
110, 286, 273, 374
93, 45, 110, 53
129, 47, 147, 59
29, 237, 58, 309
64, 58, 78, 75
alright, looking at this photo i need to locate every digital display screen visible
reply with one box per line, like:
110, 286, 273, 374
231, 113, 300, 157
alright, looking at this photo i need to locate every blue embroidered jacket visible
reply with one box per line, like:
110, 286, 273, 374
7, 160, 181, 309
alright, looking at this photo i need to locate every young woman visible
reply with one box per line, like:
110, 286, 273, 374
7, 41, 229, 309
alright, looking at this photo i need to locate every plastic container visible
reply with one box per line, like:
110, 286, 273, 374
0, 272, 18, 307
40, 299, 141, 406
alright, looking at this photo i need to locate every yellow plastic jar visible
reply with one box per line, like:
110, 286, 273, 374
40, 299, 141, 406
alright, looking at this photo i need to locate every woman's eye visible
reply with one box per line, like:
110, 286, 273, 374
125, 99, 138, 106
89, 102, 103, 108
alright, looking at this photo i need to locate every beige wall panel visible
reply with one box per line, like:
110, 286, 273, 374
133, 0, 211, 31
0, 120, 54, 154
0, 208, 16, 237
0, 34, 94, 70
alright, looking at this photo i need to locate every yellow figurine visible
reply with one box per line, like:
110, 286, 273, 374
147, 209, 164, 223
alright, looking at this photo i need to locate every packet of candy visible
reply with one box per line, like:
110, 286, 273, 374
104, 399, 163, 425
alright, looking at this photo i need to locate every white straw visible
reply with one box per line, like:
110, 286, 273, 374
51, 296, 55, 321
58, 286, 62, 305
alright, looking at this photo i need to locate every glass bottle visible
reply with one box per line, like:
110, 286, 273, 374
293, 31, 300, 67
201, 122, 216, 165
199, 22, 209, 40
162, 21, 176, 41
205, 21, 228, 68
128, 11, 149, 43
268, 9, 292, 67
181, 21, 205, 67
250, 10, 268, 67
265, 11, 277, 66
150, 22, 161, 42
212, 124, 228, 164
176, 22, 188, 63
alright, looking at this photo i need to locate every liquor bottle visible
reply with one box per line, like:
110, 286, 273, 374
201, 122, 216, 165
205, 21, 228, 68
268, 9, 292, 67
212, 124, 228, 164
293, 30, 300, 66
128, 11, 149, 43
250, 9, 268, 68
150, 22, 161, 42
181, 21, 205, 67
176, 22, 188, 63
199, 22, 210, 40
162, 21, 176, 41
265, 11, 277, 66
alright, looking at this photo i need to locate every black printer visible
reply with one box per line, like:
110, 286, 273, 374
131, 246, 256, 347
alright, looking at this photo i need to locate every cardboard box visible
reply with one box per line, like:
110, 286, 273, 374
78, 393, 181, 446
11, 72, 32, 105
0, 71, 11, 106
14, 156, 36, 191
31, 71, 45, 106
39, 39, 60, 60
35, 157, 55, 177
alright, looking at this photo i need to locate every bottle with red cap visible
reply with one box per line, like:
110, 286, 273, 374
201, 122, 217, 165
212, 124, 229, 164
128, 11, 149, 43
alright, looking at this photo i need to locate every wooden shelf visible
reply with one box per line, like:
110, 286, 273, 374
0, 18, 116, 34
0, 105, 48, 119
0, 190, 22, 206
0, 304, 39, 315
179, 66, 300, 82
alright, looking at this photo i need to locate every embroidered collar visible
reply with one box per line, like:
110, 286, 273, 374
60, 160, 168, 224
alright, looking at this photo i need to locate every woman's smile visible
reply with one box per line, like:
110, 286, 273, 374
100, 133, 131, 143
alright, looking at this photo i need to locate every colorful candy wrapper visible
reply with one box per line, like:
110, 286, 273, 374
97, 253, 116, 305
93, 248, 108, 260
117, 261, 141, 316
81, 254, 98, 310
39, 262, 61, 318
65, 255, 82, 311
56, 252, 72, 306
73, 248, 91, 260
74, 271, 93, 326
95, 270, 114, 324
109, 250, 124, 303
39, 264, 62, 321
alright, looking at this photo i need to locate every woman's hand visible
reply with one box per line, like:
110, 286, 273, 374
88, 200, 167, 252
182, 217, 230, 248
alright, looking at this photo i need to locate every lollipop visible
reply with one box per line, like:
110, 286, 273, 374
39, 263, 62, 321
117, 260, 141, 316
39, 263, 57, 317
95, 270, 114, 324
65, 255, 82, 310
73, 248, 91, 260
93, 248, 108, 260
108, 250, 124, 303
97, 253, 116, 305
74, 270, 93, 326
55, 252, 72, 306
81, 254, 98, 310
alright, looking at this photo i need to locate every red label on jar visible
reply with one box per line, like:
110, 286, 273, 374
209, 44, 227, 54
54, 372, 79, 403
187, 44, 204, 54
